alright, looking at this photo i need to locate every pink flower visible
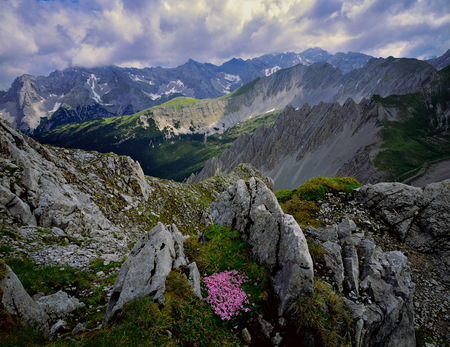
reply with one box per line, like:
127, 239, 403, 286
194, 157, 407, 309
202, 270, 252, 320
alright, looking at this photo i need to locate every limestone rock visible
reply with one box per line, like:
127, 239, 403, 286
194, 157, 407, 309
50, 319, 66, 336
187, 262, 202, 299
306, 218, 416, 346
210, 177, 313, 314
103, 223, 187, 323
37, 290, 84, 321
357, 179, 450, 284
0, 265, 51, 333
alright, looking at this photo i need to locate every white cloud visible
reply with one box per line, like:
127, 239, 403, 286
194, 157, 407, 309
0, 0, 448, 90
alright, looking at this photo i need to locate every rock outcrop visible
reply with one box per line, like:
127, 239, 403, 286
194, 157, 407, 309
357, 179, 450, 284
0, 265, 52, 333
103, 223, 188, 323
210, 177, 314, 314
36, 290, 84, 322
305, 218, 416, 347
0, 265, 82, 335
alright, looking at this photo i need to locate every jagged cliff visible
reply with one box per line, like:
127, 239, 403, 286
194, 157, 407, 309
1, 119, 449, 345
189, 65, 450, 190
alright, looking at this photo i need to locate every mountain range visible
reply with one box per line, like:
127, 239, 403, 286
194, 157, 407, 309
34, 53, 443, 183
1, 47, 374, 134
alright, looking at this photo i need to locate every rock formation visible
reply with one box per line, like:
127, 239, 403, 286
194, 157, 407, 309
103, 222, 189, 323
210, 177, 314, 314
357, 180, 450, 285
305, 218, 416, 346
0, 265, 82, 335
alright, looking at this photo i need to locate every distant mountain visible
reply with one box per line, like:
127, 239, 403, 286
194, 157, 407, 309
0, 48, 373, 134
35, 56, 439, 182
426, 49, 450, 70
189, 66, 450, 190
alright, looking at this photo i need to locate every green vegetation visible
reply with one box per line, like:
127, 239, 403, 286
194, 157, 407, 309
373, 67, 450, 181
0, 260, 6, 280
185, 224, 272, 313
83, 270, 239, 346
276, 176, 360, 228
35, 109, 279, 182
289, 279, 351, 347
276, 176, 361, 203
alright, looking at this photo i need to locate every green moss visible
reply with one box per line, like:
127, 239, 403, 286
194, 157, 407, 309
276, 176, 360, 228
289, 279, 351, 347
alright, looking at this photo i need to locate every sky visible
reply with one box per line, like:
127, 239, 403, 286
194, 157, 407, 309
0, 0, 449, 90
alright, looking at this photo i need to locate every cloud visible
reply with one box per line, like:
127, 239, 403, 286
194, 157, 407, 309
0, 0, 449, 90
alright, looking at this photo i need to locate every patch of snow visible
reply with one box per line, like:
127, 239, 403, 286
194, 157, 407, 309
144, 92, 161, 101
87, 74, 102, 103
163, 80, 185, 95
266, 108, 275, 113
224, 74, 241, 82
86, 74, 110, 104
49, 102, 62, 113
264, 66, 281, 76
129, 73, 154, 85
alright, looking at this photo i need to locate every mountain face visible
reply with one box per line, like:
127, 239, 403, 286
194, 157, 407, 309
1, 48, 373, 134
189, 66, 450, 190
426, 48, 450, 70
35, 56, 438, 182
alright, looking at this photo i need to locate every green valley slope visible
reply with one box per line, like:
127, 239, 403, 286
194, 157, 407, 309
34, 101, 279, 181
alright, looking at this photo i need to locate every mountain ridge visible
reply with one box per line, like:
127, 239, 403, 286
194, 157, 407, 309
189, 66, 450, 190
34, 56, 439, 182
1, 48, 374, 133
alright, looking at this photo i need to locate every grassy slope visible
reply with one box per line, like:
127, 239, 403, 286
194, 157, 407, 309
35, 106, 279, 181
372, 66, 450, 181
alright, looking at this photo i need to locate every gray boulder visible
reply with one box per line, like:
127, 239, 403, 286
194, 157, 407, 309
357, 179, 450, 283
103, 223, 188, 323
187, 262, 202, 299
36, 290, 84, 321
0, 265, 51, 333
210, 177, 313, 314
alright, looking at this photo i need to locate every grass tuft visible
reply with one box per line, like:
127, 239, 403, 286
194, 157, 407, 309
289, 279, 351, 347
276, 176, 360, 228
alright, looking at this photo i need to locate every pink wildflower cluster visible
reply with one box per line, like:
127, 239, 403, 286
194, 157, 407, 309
203, 270, 251, 320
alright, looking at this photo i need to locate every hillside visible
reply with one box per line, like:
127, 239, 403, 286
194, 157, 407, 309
34, 56, 438, 182
1, 119, 449, 345
190, 66, 450, 190
0, 48, 373, 134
